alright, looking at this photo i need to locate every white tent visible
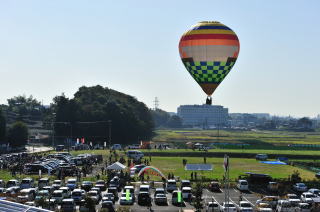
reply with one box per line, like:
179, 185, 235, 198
106, 162, 126, 170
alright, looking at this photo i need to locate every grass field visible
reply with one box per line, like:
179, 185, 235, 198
148, 156, 316, 181
152, 129, 320, 152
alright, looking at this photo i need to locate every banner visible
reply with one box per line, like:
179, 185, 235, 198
223, 154, 229, 172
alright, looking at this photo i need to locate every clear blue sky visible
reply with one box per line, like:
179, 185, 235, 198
1, 0, 319, 117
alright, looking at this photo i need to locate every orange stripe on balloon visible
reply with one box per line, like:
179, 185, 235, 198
179, 39, 239, 47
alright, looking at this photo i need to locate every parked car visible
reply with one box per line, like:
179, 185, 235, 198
293, 183, 308, 192
167, 179, 177, 192
59, 186, 71, 198
38, 178, 49, 189
237, 179, 249, 191
51, 190, 64, 203
308, 188, 320, 196
127, 150, 144, 160
276, 200, 295, 212
154, 193, 167, 205
286, 193, 301, 206
81, 181, 93, 192
123, 186, 135, 201
127, 144, 140, 149
138, 192, 152, 206
61, 198, 76, 212
182, 187, 192, 201
267, 181, 278, 192
206, 201, 219, 212
5, 186, 20, 194
71, 189, 85, 204
87, 190, 100, 204
256, 196, 279, 208
139, 184, 150, 194
17, 188, 36, 203
111, 144, 122, 150
52, 180, 62, 190
102, 193, 115, 204
180, 180, 191, 189
172, 190, 183, 206
219, 202, 237, 212
94, 180, 106, 191
35, 190, 50, 202
256, 154, 268, 160
107, 187, 118, 200
256, 202, 273, 212
238, 201, 253, 212
101, 201, 115, 212
6, 179, 19, 188
66, 178, 77, 191
295, 203, 311, 212
120, 192, 134, 205
301, 192, 320, 204
154, 187, 166, 197
208, 181, 220, 192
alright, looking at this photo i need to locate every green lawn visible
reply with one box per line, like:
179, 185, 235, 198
148, 156, 316, 181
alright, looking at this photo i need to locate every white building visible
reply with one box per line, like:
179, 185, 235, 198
177, 104, 228, 127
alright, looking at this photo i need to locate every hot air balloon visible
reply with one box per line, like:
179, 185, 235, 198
179, 21, 240, 105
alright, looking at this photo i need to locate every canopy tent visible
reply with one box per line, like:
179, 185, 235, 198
106, 162, 126, 170
260, 161, 287, 165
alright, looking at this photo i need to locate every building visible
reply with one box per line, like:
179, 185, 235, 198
177, 104, 228, 127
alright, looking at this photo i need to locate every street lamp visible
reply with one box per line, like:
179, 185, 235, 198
52, 113, 56, 148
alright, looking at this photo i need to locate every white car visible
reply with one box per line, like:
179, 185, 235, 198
295, 203, 311, 212
301, 192, 316, 204
182, 187, 192, 200
276, 200, 295, 212
308, 188, 320, 196
206, 201, 219, 212
293, 183, 308, 192
256, 202, 272, 212
286, 193, 301, 206
238, 201, 253, 212
220, 202, 237, 212
237, 180, 249, 191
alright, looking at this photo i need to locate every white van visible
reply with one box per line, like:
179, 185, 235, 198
17, 188, 36, 203
276, 200, 295, 212
182, 187, 192, 200
127, 150, 144, 160
237, 179, 249, 191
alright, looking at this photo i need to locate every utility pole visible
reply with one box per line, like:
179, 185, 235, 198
108, 120, 112, 150
52, 113, 56, 148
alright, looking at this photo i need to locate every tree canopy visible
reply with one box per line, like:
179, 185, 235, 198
0, 109, 5, 142
53, 85, 154, 145
8, 121, 28, 147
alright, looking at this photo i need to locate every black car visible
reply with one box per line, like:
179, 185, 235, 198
101, 201, 115, 212
95, 180, 106, 191
81, 181, 93, 192
107, 187, 119, 201
138, 192, 152, 206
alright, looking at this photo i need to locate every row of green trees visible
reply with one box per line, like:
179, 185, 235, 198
52, 85, 154, 145
0, 108, 29, 147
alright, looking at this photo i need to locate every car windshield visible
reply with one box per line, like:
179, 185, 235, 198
68, 180, 76, 184
224, 203, 234, 207
297, 183, 305, 187
21, 180, 31, 184
156, 194, 165, 197
209, 203, 218, 207
305, 194, 313, 198
88, 192, 97, 196
72, 192, 81, 196
53, 193, 62, 197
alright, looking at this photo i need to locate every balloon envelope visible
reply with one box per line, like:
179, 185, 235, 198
179, 21, 240, 96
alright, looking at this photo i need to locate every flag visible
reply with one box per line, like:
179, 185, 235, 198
81, 138, 85, 144
223, 154, 229, 172
126, 189, 130, 201
76, 138, 79, 144
178, 191, 182, 203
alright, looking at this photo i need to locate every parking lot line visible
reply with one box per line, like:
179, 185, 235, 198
242, 196, 254, 207
233, 188, 238, 193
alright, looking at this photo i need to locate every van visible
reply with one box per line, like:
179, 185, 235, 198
52, 190, 64, 203
7, 179, 19, 188
237, 179, 249, 191
127, 150, 144, 160
20, 178, 34, 189
166, 179, 177, 192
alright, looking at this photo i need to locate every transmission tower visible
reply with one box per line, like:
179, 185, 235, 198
153, 97, 159, 110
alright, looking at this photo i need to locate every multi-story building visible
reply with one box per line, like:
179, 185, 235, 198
177, 104, 228, 127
